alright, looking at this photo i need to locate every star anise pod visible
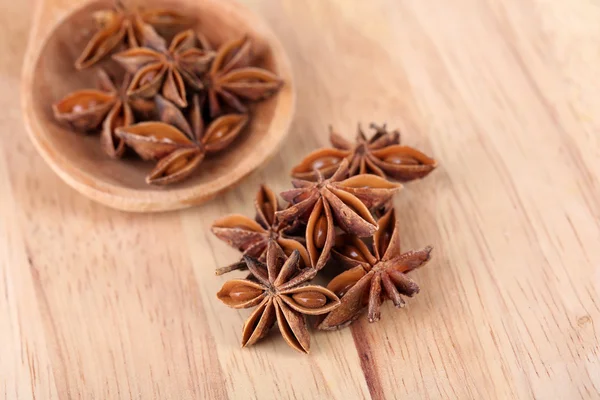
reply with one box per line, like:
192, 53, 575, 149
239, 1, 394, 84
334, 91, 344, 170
212, 185, 310, 275
318, 209, 432, 330
291, 123, 438, 182
52, 69, 153, 158
217, 241, 340, 353
116, 94, 248, 185
276, 159, 401, 270
76, 1, 186, 69
113, 26, 214, 107
204, 36, 283, 118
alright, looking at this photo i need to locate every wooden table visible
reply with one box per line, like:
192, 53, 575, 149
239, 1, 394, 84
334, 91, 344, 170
2, 0, 599, 398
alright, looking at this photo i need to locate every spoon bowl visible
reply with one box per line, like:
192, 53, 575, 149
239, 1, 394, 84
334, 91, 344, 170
21, 0, 294, 212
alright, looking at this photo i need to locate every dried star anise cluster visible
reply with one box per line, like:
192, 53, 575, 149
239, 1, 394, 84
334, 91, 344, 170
52, 1, 283, 185
214, 124, 437, 353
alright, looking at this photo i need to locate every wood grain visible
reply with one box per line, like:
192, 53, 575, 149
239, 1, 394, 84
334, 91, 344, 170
2, 0, 599, 398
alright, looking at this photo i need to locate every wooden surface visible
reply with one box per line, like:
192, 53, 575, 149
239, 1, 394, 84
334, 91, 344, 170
2, 0, 599, 399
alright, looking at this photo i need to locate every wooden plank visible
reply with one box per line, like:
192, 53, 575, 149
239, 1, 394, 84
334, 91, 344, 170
0, 0, 598, 398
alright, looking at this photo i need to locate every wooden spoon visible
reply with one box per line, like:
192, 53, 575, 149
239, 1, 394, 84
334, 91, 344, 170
21, 0, 295, 212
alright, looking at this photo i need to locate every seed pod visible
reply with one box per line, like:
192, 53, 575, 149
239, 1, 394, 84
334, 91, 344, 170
115, 121, 194, 161
306, 198, 335, 270
369, 145, 437, 182
373, 208, 396, 259
383, 153, 420, 165
217, 279, 265, 308
339, 244, 367, 263
203, 114, 249, 153
291, 148, 349, 180
230, 285, 264, 302
255, 185, 279, 227
292, 291, 327, 309
327, 266, 367, 297
313, 214, 328, 249
52, 90, 115, 131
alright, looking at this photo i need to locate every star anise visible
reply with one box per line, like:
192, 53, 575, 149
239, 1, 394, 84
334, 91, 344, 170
217, 241, 340, 353
212, 185, 310, 275
113, 26, 214, 107
318, 209, 432, 330
76, 1, 186, 69
291, 123, 438, 182
276, 159, 400, 270
115, 94, 248, 185
204, 36, 283, 118
52, 69, 153, 158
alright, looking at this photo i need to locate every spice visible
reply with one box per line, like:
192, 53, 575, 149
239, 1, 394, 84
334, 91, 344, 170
113, 26, 214, 108
212, 185, 309, 275
292, 123, 437, 182
76, 2, 186, 69
213, 128, 438, 351
276, 159, 400, 269
204, 36, 283, 117
116, 94, 247, 185
217, 241, 339, 353
318, 209, 432, 330
52, 69, 153, 158
53, 1, 283, 186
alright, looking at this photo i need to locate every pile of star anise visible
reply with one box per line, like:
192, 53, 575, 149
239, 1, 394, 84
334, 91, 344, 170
214, 123, 438, 353
52, 1, 283, 185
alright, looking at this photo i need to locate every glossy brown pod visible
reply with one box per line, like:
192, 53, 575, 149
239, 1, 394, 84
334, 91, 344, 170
22, 0, 294, 212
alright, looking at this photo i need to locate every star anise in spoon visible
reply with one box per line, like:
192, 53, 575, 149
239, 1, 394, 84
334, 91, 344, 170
217, 241, 340, 353
76, 0, 186, 69
52, 69, 153, 158
212, 185, 310, 275
276, 159, 400, 270
291, 123, 438, 182
204, 36, 283, 118
318, 208, 432, 330
113, 25, 214, 107
115, 94, 248, 185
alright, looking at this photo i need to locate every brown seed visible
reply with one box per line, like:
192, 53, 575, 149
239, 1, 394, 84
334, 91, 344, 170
313, 214, 328, 248
311, 155, 341, 171
383, 154, 420, 165
229, 285, 263, 302
292, 291, 327, 309
339, 244, 367, 262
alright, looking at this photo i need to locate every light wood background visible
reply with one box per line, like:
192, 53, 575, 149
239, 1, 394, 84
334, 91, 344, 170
2, 0, 599, 399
